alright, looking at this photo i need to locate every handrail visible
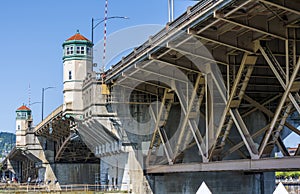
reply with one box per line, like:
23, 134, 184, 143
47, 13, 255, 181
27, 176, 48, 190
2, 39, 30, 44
105, 0, 224, 81
0, 183, 131, 192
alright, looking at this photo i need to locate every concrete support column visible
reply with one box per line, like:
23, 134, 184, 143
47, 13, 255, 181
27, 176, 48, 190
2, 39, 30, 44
148, 171, 275, 194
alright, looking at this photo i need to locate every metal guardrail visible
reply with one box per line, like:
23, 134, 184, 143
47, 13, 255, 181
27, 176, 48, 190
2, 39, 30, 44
0, 183, 130, 192
276, 179, 300, 185
61, 184, 129, 192
105, 0, 225, 81
0, 183, 48, 192
34, 105, 63, 133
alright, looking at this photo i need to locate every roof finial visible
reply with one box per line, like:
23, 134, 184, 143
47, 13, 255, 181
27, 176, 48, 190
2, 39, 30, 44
76, 29, 80, 34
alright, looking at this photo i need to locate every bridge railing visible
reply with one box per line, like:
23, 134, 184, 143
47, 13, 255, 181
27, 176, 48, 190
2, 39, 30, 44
0, 183, 131, 192
60, 184, 130, 192
34, 105, 63, 133
105, 0, 224, 81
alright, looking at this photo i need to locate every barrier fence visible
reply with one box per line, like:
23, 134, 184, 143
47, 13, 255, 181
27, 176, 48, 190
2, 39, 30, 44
0, 183, 130, 193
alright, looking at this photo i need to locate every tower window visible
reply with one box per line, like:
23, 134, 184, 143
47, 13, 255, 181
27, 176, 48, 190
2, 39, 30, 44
69, 71, 72, 80
76, 46, 85, 54
66, 46, 74, 55
18, 125, 20, 130
87, 47, 91, 55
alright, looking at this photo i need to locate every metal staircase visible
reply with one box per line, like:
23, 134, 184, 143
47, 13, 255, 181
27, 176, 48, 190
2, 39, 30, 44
146, 90, 174, 165
172, 74, 206, 162
211, 57, 255, 160
261, 102, 293, 157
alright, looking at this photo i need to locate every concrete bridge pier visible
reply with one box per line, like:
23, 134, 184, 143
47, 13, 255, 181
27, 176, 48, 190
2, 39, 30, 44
34, 124, 100, 186
99, 150, 152, 193
143, 109, 275, 194
147, 171, 275, 194
145, 112, 273, 194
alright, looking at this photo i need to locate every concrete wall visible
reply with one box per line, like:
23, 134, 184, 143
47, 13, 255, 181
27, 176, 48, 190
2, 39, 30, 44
63, 59, 92, 115
148, 171, 275, 194
100, 150, 152, 193
51, 163, 99, 185
100, 153, 130, 190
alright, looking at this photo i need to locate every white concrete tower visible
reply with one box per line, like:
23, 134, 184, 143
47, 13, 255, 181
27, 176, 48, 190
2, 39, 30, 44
62, 30, 93, 119
15, 105, 32, 147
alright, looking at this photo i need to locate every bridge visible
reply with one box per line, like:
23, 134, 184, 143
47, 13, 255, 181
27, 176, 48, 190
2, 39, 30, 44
2, 0, 300, 193
103, 0, 300, 192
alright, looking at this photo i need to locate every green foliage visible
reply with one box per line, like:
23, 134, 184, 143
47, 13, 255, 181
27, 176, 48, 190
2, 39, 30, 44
276, 171, 300, 179
0, 132, 15, 155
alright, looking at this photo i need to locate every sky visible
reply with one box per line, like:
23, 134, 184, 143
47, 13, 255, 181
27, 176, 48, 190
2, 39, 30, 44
0, 0, 197, 133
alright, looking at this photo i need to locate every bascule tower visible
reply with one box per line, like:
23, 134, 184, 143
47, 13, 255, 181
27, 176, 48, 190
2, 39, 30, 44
62, 30, 93, 119
15, 105, 32, 147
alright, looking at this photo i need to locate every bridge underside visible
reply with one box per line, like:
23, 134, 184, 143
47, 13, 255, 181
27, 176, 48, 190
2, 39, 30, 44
105, 0, 300, 173
34, 106, 99, 163
2, 148, 39, 183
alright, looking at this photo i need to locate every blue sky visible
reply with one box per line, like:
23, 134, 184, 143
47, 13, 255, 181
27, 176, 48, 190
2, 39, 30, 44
0, 0, 196, 133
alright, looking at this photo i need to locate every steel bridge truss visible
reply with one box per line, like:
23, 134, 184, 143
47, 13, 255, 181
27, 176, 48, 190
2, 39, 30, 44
34, 106, 99, 163
106, 0, 300, 173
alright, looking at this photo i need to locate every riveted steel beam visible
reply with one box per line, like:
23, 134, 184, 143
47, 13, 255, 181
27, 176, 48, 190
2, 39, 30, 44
209, 53, 249, 159
258, 0, 300, 15
135, 64, 188, 83
147, 90, 174, 166
214, 13, 286, 40
121, 73, 169, 89
146, 156, 300, 173
259, 57, 300, 157
188, 29, 254, 54
151, 58, 201, 74
172, 74, 207, 162
230, 109, 259, 159
167, 45, 228, 66
259, 45, 300, 115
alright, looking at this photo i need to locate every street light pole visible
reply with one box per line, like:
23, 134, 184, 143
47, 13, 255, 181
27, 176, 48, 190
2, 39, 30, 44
91, 16, 128, 44
29, 101, 42, 107
92, 17, 94, 44
41, 87, 54, 121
